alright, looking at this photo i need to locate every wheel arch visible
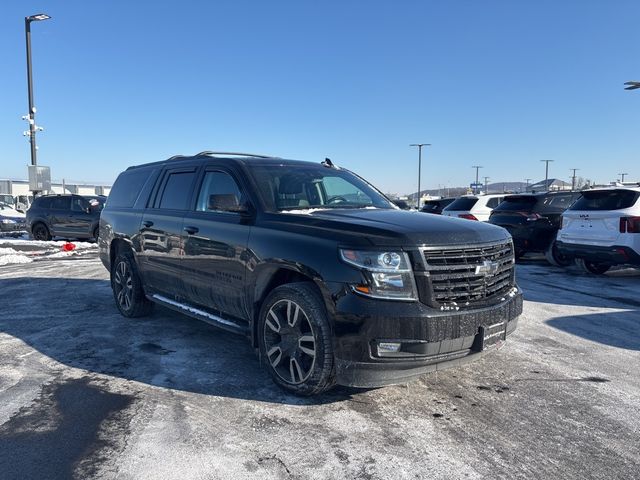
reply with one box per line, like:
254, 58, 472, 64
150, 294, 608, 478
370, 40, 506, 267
249, 264, 333, 348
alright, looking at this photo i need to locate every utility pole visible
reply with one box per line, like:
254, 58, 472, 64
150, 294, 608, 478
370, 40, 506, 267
23, 13, 51, 196
540, 160, 554, 191
472, 165, 483, 194
570, 168, 579, 191
618, 172, 628, 183
410, 143, 431, 208
483, 176, 490, 194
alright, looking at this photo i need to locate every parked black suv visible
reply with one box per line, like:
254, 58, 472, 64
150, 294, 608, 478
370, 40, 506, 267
488, 191, 580, 265
420, 198, 456, 215
99, 152, 523, 395
27, 194, 105, 241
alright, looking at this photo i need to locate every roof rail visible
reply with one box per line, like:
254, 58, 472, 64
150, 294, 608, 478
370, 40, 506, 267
194, 151, 276, 159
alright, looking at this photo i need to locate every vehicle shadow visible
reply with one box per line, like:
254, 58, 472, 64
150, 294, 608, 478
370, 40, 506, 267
0, 276, 366, 405
546, 310, 640, 351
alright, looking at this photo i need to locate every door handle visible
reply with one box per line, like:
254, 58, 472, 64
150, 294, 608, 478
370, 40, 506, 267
142, 220, 154, 228
184, 226, 199, 235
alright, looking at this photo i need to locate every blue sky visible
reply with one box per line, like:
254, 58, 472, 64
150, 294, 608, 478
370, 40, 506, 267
1, 1, 639, 194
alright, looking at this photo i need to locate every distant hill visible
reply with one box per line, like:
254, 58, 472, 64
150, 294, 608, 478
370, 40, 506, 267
405, 182, 529, 201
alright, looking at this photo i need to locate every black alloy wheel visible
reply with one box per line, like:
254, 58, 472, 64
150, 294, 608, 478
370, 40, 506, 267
259, 282, 335, 395
32, 223, 51, 241
111, 252, 153, 317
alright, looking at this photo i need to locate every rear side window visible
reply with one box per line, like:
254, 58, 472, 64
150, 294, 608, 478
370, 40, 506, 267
486, 197, 503, 208
446, 197, 478, 210
37, 197, 54, 208
493, 196, 537, 212
108, 169, 153, 208
158, 171, 197, 210
51, 196, 71, 210
569, 190, 640, 211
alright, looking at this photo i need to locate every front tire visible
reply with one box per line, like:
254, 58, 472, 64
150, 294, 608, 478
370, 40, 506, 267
545, 241, 572, 267
258, 282, 335, 395
32, 223, 51, 241
575, 258, 611, 275
111, 251, 153, 317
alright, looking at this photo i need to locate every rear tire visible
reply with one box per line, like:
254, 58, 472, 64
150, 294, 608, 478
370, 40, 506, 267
32, 223, 51, 241
545, 241, 572, 267
575, 258, 611, 275
111, 251, 153, 317
258, 282, 335, 396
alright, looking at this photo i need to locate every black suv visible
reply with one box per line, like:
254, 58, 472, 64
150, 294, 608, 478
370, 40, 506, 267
27, 194, 105, 241
489, 191, 580, 265
99, 152, 523, 395
420, 198, 456, 215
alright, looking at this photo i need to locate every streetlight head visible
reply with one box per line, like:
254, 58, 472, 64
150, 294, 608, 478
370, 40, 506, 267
27, 13, 51, 22
624, 81, 640, 91
409, 143, 431, 147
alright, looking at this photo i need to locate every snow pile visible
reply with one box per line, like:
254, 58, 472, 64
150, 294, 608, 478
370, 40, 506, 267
0, 239, 98, 266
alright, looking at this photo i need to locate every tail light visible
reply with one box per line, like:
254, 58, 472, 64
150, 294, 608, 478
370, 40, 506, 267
458, 213, 478, 221
620, 216, 640, 233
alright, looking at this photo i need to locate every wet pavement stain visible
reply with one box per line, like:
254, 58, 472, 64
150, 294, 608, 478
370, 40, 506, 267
138, 342, 175, 355
0, 377, 135, 480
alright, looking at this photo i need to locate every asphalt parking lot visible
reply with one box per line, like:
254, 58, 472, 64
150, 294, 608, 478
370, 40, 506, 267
0, 244, 639, 480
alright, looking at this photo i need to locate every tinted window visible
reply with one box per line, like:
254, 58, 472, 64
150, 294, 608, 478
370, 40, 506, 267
51, 196, 71, 210
493, 196, 538, 212
538, 193, 580, 212
248, 164, 393, 211
37, 197, 54, 208
569, 190, 639, 211
159, 171, 197, 210
196, 171, 243, 212
486, 197, 503, 208
108, 169, 153, 208
445, 197, 478, 211
71, 196, 89, 212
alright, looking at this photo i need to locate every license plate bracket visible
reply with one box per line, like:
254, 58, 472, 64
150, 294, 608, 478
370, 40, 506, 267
480, 321, 508, 351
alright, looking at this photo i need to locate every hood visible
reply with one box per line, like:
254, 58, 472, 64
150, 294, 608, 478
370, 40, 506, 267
0, 207, 26, 219
266, 208, 510, 247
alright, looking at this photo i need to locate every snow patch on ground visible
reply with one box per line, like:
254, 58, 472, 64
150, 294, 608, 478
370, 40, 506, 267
0, 239, 98, 265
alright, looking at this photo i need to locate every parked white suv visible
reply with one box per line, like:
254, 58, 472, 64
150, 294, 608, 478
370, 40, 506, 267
556, 187, 640, 274
442, 194, 506, 222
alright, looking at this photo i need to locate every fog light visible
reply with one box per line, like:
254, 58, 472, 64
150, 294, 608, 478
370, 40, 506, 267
378, 342, 401, 353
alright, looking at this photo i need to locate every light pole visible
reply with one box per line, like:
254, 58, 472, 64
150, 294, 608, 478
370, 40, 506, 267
570, 168, 579, 191
618, 172, 628, 183
471, 166, 482, 194
540, 159, 554, 191
483, 176, 490, 194
525, 178, 531, 192
24, 13, 51, 195
410, 143, 431, 208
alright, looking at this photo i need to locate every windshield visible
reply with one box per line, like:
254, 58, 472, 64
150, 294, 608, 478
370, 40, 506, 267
248, 164, 395, 211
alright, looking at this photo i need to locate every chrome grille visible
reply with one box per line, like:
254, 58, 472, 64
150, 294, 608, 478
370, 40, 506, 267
420, 240, 514, 306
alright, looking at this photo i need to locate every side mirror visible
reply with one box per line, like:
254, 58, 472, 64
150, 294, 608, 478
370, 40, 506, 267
85, 207, 92, 214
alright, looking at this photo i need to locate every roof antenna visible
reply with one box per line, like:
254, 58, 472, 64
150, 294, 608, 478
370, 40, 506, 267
322, 157, 334, 168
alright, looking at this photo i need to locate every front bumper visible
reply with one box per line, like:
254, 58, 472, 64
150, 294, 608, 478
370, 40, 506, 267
555, 242, 640, 266
327, 284, 523, 388
0, 222, 27, 234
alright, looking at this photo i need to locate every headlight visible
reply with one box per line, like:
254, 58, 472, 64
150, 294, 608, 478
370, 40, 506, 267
1, 219, 16, 224
339, 249, 418, 301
